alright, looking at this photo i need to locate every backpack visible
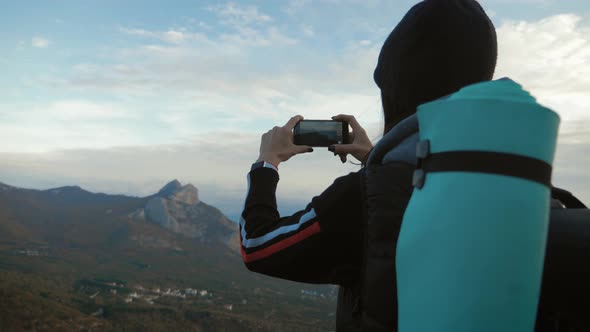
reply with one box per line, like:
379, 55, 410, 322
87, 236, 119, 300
536, 188, 590, 331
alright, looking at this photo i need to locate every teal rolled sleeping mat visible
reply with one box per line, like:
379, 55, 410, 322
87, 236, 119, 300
396, 78, 561, 332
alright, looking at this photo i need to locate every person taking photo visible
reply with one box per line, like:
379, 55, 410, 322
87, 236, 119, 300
239, 0, 497, 330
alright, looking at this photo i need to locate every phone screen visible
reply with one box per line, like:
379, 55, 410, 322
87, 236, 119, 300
293, 120, 348, 147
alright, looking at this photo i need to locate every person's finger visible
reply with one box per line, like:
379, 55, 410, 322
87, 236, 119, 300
332, 114, 363, 133
284, 115, 304, 130
331, 144, 360, 156
339, 154, 347, 163
293, 145, 314, 154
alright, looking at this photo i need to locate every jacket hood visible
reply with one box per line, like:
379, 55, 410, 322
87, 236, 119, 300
374, 0, 497, 131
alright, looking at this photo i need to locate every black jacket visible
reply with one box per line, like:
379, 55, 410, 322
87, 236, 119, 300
357, 115, 418, 330
240, 164, 364, 286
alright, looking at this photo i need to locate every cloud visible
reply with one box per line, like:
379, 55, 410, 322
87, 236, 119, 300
495, 15, 590, 100
217, 26, 298, 47
197, 3, 297, 47
0, 100, 142, 153
492, 13, 590, 202
494, 14, 590, 139
30, 18, 380, 147
31, 37, 50, 48
284, 0, 390, 14
209, 2, 273, 28
552, 139, 590, 204
120, 27, 209, 44
44, 100, 134, 120
34, 13, 590, 152
301, 24, 315, 37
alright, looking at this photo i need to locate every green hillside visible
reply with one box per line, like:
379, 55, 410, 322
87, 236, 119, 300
0, 183, 337, 331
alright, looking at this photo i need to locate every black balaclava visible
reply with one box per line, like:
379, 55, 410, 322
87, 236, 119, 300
374, 0, 498, 133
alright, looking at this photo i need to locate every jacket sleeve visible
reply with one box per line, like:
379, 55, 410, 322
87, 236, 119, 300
240, 166, 363, 286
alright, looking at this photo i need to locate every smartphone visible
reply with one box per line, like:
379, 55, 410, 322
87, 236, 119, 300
293, 120, 349, 147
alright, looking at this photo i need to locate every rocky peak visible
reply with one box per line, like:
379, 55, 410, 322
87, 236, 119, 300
155, 180, 199, 206
172, 184, 199, 206
137, 181, 234, 249
157, 180, 182, 197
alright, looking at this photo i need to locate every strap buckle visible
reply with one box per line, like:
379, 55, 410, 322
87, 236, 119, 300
413, 140, 430, 189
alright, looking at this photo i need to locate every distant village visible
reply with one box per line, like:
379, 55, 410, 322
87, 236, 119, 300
83, 279, 336, 317
124, 285, 215, 306
86, 281, 221, 308
13, 248, 51, 257
13, 246, 338, 315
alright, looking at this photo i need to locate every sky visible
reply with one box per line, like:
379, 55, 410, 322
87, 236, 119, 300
1, 0, 589, 219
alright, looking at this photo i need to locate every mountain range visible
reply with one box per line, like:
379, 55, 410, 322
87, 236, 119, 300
0, 180, 336, 331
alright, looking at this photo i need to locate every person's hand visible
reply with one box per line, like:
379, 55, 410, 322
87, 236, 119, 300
329, 114, 373, 163
256, 115, 314, 167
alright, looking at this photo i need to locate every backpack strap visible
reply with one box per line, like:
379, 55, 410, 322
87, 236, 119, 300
551, 187, 587, 209
413, 140, 553, 189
